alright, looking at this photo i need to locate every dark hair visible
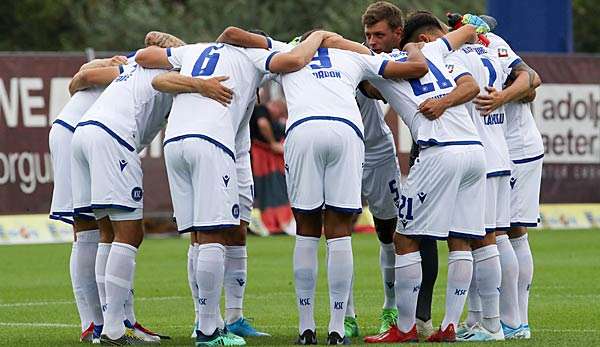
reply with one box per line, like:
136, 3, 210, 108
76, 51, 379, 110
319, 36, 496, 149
400, 11, 444, 47
249, 29, 269, 37
361, 1, 404, 29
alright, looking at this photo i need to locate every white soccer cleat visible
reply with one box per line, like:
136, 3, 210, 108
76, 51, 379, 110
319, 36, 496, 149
416, 318, 434, 340
132, 325, 161, 344
458, 322, 505, 341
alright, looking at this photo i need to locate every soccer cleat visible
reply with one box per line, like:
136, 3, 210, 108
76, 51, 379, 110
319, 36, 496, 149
377, 308, 398, 334
100, 328, 146, 345
455, 322, 472, 338
427, 323, 456, 342
327, 331, 351, 345
295, 329, 317, 345
93, 324, 104, 344
195, 328, 246, 346
521, 324, 531, 339
344, 316, 360, 338
416, 318, 434, 340
81, 323, 95, 342
191, 321, 199, 338
364, 324, 418, 343
133, 322, 170, 340
501, 321, 527, 339
225, 317, 270, 337
457, 322, 504, 341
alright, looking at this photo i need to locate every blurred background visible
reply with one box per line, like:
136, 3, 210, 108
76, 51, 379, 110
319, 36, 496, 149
1, 0, 599, 244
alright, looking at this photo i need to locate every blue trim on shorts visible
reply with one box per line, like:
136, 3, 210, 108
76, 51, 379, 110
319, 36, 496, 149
76, 120, 136, 152
90, 204, 137, 212
51, 211, 74, 217
74, 206, 94, 214
487, 170, 511, 178
178, 224, 239, 234
163, 134, 236, 161
496, 226, 511, 232
448, 231, 485, 240
417, 139, 483, 148
510, 222, 538, 227
49, 215, 74, 225
485, 228, 496, 233
403, 234, 447, 241
512, 153, 544, 164
292, 204, 324, 214
53, 119, 76, 133
286, 116, 364, 141
325, 204, 362, 214
454, 72, 471, 82
75, 213, 97, 221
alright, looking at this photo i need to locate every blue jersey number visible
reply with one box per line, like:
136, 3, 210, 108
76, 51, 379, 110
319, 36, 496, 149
398, 195, 414, 220
309, 48, 332, 70
480, 57, 497, 87
192, 44, 224, 77
388, 179, 400, 208
408, 59, 452, 96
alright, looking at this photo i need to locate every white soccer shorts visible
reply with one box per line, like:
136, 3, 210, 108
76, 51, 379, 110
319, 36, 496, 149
236, 151, 254, 223
484, 175, 511, 232
510, 156, 543, 227
71, 125, 143, 221
397, 145, 486, 239
284, 120, 365, 214
362, 156, 401, 220
49, 123, 77, 224
164, 137, 240, 232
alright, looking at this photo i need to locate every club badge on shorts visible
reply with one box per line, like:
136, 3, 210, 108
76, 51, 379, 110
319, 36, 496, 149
131, 187, 143, 202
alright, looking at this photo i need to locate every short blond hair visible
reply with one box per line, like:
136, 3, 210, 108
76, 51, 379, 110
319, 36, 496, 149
144, 31, 186, 48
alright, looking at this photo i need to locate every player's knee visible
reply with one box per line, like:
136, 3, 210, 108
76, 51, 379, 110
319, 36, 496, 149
393, 233, 421, 254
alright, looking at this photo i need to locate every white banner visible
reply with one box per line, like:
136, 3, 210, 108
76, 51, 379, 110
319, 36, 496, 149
532, 84, 600, 164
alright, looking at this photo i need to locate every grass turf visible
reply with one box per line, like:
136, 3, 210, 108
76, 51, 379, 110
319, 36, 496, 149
1, 229, 599, 346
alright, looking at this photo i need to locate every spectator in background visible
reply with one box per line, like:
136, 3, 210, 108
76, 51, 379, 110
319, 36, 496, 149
249, 103, 294, 235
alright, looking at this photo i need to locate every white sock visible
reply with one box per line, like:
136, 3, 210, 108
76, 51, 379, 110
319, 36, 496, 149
224, 245, 247, 324
196, 243, 225, 336
123, 277, 136, 325
95, 243, 111, 323
497, 234, 521, 328
104, 242, 137, 339
74, 230, 103, 328
473, 245, 501, 333
510, 234, 533, 325
466, 261, 482, 327
188, 244, 200, 324
394, 251, 422, 333
441, 251, 473, 331
326, 236, 353, 336
70, 241, 89, 330
380, 242, 396, 310
345, 275, 356, 318
294, 235, 319, 334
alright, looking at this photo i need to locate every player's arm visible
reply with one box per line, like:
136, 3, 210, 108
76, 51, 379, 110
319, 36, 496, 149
151, 71, 233, 106
78, 55, 127, 71
443, 25, 479, 51
321, 36, 371, 55
268, 31, 335, 73
135, 46, 173, 69
418, 74, 479, 120
216, 26, 270, 49
358, 81, 385, 100
68, 66, 120, 95
474, 61, 542, 114
381, 43, 429, 79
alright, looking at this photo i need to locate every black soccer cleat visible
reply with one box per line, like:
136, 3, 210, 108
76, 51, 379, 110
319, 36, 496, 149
296, 329, 317, 345
327, 331, 351, 345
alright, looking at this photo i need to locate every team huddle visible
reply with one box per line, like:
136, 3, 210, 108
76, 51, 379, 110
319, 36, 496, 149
48, 1, 543, 345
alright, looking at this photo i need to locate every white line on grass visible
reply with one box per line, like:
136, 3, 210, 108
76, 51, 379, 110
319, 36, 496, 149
0, 295, 187, 307
0, 322, 79, 328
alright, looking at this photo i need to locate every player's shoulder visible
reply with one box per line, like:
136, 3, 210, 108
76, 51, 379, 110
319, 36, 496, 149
485, 33, 515, 57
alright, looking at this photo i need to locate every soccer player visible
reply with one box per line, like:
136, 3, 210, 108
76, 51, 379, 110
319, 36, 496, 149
134, 30, 342, 346
50, 54, 126, 342
475, 29, 543, 340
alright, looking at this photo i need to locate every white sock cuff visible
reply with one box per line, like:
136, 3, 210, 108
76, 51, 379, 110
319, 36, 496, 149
380, 242, 395, 251
225, 245, 247, 259
198, 243, 226, 253
448, 251, 473, 264
473, 245, 499, 262
509, 234, 529, 246
326, 236, 351, 250
77, 229, 100, 243
496, 234, 509, 244
111, 242, 138, 256
395, 251, 421, 268
97, 243, 112, 254
296, 235, 320, 244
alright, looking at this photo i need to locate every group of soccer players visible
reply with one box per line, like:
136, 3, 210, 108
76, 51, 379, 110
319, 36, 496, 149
49, 1, 543, 345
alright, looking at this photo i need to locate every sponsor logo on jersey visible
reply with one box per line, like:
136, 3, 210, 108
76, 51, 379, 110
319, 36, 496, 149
400, 219, 408, 228
498, 47, 509, 58
131, 187, 143, 201
417, 192, 427, 203
510, 177, 517, 189
119, 159, 128, 172
222, 175, 230, 187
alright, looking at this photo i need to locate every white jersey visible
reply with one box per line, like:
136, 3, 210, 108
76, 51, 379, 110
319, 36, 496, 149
80, 62, 172, 153
356, 91, 396, 166
165, 43, 271, 160
486, 33, 544, 162
372, 38, 481, 147
446, 44, 511, 175
55, 87, 104, 131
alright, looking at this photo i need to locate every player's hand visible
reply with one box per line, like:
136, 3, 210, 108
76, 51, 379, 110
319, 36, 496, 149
418, 97, 450, 120
474, 86, 505, 115
195, 76, 233, 106
520, 89, 536, 103
318, 30, 343, 41
109, 55, 128, 66
270, 142, 284, 155
461, 14, 490, 34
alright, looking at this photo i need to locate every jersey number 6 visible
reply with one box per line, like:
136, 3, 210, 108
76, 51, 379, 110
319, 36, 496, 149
192, 44, 224, 77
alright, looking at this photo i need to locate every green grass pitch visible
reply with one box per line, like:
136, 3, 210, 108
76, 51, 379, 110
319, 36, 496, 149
1, 229, 599, 346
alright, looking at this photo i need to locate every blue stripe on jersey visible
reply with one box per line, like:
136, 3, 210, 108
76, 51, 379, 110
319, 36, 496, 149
512, 153, 544, 164
454, 72, 472, 82
90, 203, 137, 211
286, 116, 364, 141
378, 60, 389, 76
119, 65, 124, 74
49, 215, 74, 225
417, 139, 483, 147
266, 37, 272, 49
163, 134, 236, 162
166, 47, 172, 57
265, 51, 279, 71
53, 119, 76, 133
76, 120, 136, 152
486, 170, 511, 178
441, 37, 452, 51
508, 58, 522, 69
126, 51, 137, 58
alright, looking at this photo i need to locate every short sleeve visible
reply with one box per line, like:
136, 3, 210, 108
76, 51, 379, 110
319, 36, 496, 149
445, 52, 472, 82
270, 39, 294, 52
422, 38, 453, 59
486, 33, 521, 75
243, 48, 280, 74
166, 45, 188, 69
353, 52, 389, 80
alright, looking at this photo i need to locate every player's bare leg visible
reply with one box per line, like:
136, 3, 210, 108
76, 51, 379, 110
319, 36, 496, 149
508, 226, 533, 337
293, 210, 321, 345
